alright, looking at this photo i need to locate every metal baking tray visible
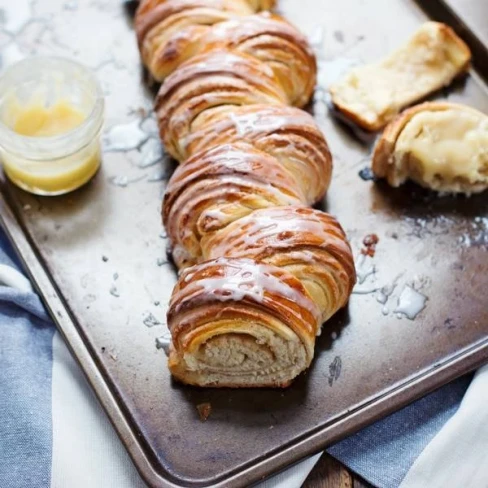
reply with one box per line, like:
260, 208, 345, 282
1, 0, 487, 487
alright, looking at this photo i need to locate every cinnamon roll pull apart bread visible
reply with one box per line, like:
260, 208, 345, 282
135, 0, 356, 387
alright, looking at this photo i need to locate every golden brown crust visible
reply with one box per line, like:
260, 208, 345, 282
166, 206, 356, 387
203, 206, 356, 322
330, 101, 383, 133
136, 0, 251, 81
163, 142, 304, 268
168, 257, 319, 387
168, 257, 320, 340
437, 22, 471, 67
155, 51, 288, 160
371, 102, 445, 180
162, 120, 333, 268
330, 22, 472, 131
135, 0, 355, 388
136, 0, 278, 82
245, 0, 276, 11
182, 104, 332, 203
197, 13, 316, 107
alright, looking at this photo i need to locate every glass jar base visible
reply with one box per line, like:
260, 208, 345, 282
3, 163, 100, 196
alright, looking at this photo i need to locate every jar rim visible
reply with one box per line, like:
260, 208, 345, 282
0, 56, 104, 160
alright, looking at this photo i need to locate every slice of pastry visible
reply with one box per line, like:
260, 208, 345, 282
372, 102, 488, 194
329, 22, 471, 131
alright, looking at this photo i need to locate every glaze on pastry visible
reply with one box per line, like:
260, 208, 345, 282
136, 2, 289, 83
202, 206, 356, 324
135, 0, 355, 387
167, 257, 321, 387
330, 22, 471, 131
167, 207, 355, 387
163, 142, 305, 268
179, 105, 333, 192
195, 13, 316, 107
155, 51, 288, 160
372, 102, 488, 193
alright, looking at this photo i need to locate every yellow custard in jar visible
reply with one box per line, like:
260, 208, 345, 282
14, 101, 86, 137
0, 57, 104, 196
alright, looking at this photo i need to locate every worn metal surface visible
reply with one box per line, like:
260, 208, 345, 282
417, 0, 488, 79
441, 0, 488, 48
1, 0, 488, 487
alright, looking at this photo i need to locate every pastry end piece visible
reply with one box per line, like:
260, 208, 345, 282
329, 22, 472, 131
372, 102, 488, 194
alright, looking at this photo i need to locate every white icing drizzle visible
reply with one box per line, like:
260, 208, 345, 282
201, 207, 229, 223
185, 110, 315, 157
171, 175, 302, 246
209, 208, 349, 258
285, 250, 317, 264
177, 258, 321, 326
163, 51, 286, 102
228, 111, 262, 137
224, 110, 314, 138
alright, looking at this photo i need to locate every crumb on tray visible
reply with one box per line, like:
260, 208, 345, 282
361, 233, 379, 257
196, 402, 212, 421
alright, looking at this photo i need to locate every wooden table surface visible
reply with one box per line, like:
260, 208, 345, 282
303, 455, 373, 488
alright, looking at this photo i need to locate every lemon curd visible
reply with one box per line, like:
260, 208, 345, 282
14, 101, 86, 137
0, 57, 104, 195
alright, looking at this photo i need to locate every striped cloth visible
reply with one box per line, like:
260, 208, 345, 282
0, 225, 487, 488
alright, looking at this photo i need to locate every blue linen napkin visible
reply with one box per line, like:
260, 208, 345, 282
0, 229, 54, 488
327, 374, 472, 487
0, 223, 474, 488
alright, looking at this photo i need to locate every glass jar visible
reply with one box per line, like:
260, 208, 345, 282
0, 57, 104, 195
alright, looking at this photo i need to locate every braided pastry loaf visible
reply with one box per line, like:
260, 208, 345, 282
136, 1, 356, 387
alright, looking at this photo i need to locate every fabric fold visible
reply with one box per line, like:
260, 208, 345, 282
327, 374, 473, 488
399, 365, 488, 488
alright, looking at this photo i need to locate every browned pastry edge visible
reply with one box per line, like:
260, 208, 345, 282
330, 22, 472, 132
371, 101, 482, 185
198, 12, 317, 107
167, 256, 320, 387
161, 142, 306, 267
329, 101, 382, 133
168, 258, 320, 340
181, 104, 333, 204
135, 0, 272, 44
135, 0, 278, 80
202, 205, 357, 322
